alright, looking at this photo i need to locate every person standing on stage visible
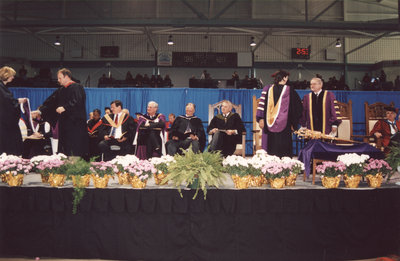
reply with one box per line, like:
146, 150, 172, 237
299, 77, 342, 136
39, 68, 88, 157
256, 70, 302, 157
370, 106, 400, 153
166, 103, 205, 155
0, 66, 27, 155
208, 100, 245, 157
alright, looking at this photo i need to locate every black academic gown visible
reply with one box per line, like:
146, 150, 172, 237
263, 84, 302, 157
39, 82, 88, 157
168, 115, 206, 151
207, 112, 245, 156
0, 81, 23, 155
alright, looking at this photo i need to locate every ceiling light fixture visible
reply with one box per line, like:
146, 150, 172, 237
250, 36, 256, 47
54, 35, 61, 46
167, 35, 174, 45
335, 38, 342, 48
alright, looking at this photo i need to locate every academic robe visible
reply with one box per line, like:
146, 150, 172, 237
0, 81, 23, 155
370, 119, 400, 148
299, 90, 342, 135
207, 112, 245, 156
87, 118, 103, 158
22, 119, 52, 158
256, 84, 302, 157
39, 82, 88, 157
134, 113, 166, 159
168, 115, 206, 152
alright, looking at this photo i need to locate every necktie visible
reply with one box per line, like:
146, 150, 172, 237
111, 114, 119, 137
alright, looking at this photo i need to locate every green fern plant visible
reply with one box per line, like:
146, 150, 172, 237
162, 149, 226, 199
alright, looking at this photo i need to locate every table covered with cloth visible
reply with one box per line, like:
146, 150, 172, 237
298, 139, 384, 177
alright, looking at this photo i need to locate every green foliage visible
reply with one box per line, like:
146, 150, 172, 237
162, 149, 226, 199
72, 179, 86, 214
65, 157, 91, 178
385, 141, 400, 181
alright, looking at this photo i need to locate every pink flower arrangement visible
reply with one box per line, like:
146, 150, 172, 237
261, 162, 292, 179
315, 161, 346, 177
35, 158, 65, 175
0, 156, 33, 176
124, 160, 157, 181
90, 161, 119, 177
363, 158, 392, 176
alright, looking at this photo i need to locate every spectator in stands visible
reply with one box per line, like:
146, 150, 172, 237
135, 73, 143, 87
98, 100, 137, 161
98, 74, 108, 87
164, 74, 173, 87
125, 71, 134, 85
19, 65, 28, 80
200, 70, 211, 80
395, 75, 400, 91
362, 73, 371, 90
142, 74, 150, 87
150, 75, 156, 87
207, 100, 245, 157
156, 75, 164, 87
134, 101, 166, 159
380, 70, 387, 83
166, 103, 205, 155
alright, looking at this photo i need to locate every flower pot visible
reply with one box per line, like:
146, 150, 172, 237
270, 177, 286, 189
343, 174, 362, 188
1, 174, 7, 183
366, 173, 383, 188
285, 173, 297, 186
72, 175, 91, 187
6, 173, 24, 187
154, 172, 167, 185
321, 176, 341, 188
261, 175, 269, 185
231, 175, 250, 189
40, 173, 49, 183
131, 175, 147, 188
92, 174, 109, 188
249, 175, 263, 187
117, 172, 131, 185
48, 174, 66, 187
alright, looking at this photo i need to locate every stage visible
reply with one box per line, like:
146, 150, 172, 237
1, 174, 400, 261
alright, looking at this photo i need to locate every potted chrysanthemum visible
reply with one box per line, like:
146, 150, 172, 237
250, 151, 281, 185
123, 160, 156, 188
30, 154, 67, 183
110, 154, 140, 185
281, 157, 304, 186
90, 161, 118, 188
223, 155, 253, 189
316, 161, 346, 188
337, 153, 370, 188
261, 161, 292, 189
363, 158, 392, 188
150, 155, 175, 185
0, 154, 33, 186
34, 156, 67, 186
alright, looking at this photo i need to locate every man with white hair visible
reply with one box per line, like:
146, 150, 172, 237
134, 101, 166, 159
207, 100, 245, 156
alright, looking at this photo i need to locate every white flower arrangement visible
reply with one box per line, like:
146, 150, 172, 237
110, 154, 140, 168
337, 153, 370, 176
222, 155, 251, 177
150, 155, 176, 174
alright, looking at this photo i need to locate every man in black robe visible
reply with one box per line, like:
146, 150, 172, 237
207, 100, 246, 156
87, 109, 102, 159
98, 100, 136, 161
166, 103, 206, 155
39, 68, 88, 157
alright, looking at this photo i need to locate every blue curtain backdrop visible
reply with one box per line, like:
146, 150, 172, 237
11, 87, 400, 154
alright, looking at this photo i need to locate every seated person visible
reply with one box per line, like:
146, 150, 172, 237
98, 100, 136, 161
370, 106, 400, 153
134, 101, 166, 159
207, 100, 246, 157
166, 103, 205, 155
22, 110, 52, 159
165, 113, 176, 142
87, 109, 103, 160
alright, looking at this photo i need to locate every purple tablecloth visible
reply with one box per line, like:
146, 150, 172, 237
298, 139, 384, 177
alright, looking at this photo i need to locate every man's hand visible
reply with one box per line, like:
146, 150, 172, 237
374, 132, 382, 138
210, 128, 218, 135
144, 120, 150, 127
190, 134, 198, 140
104, 135, 111, 141
18, 98, 27, 104
56, 106, 65, 114
226, 130, 235, 135
259, 119, 264, 129
172, 136, 179, 141
117, 137, 127, 143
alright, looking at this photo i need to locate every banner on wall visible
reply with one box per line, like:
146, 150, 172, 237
157, 51, 173, 66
